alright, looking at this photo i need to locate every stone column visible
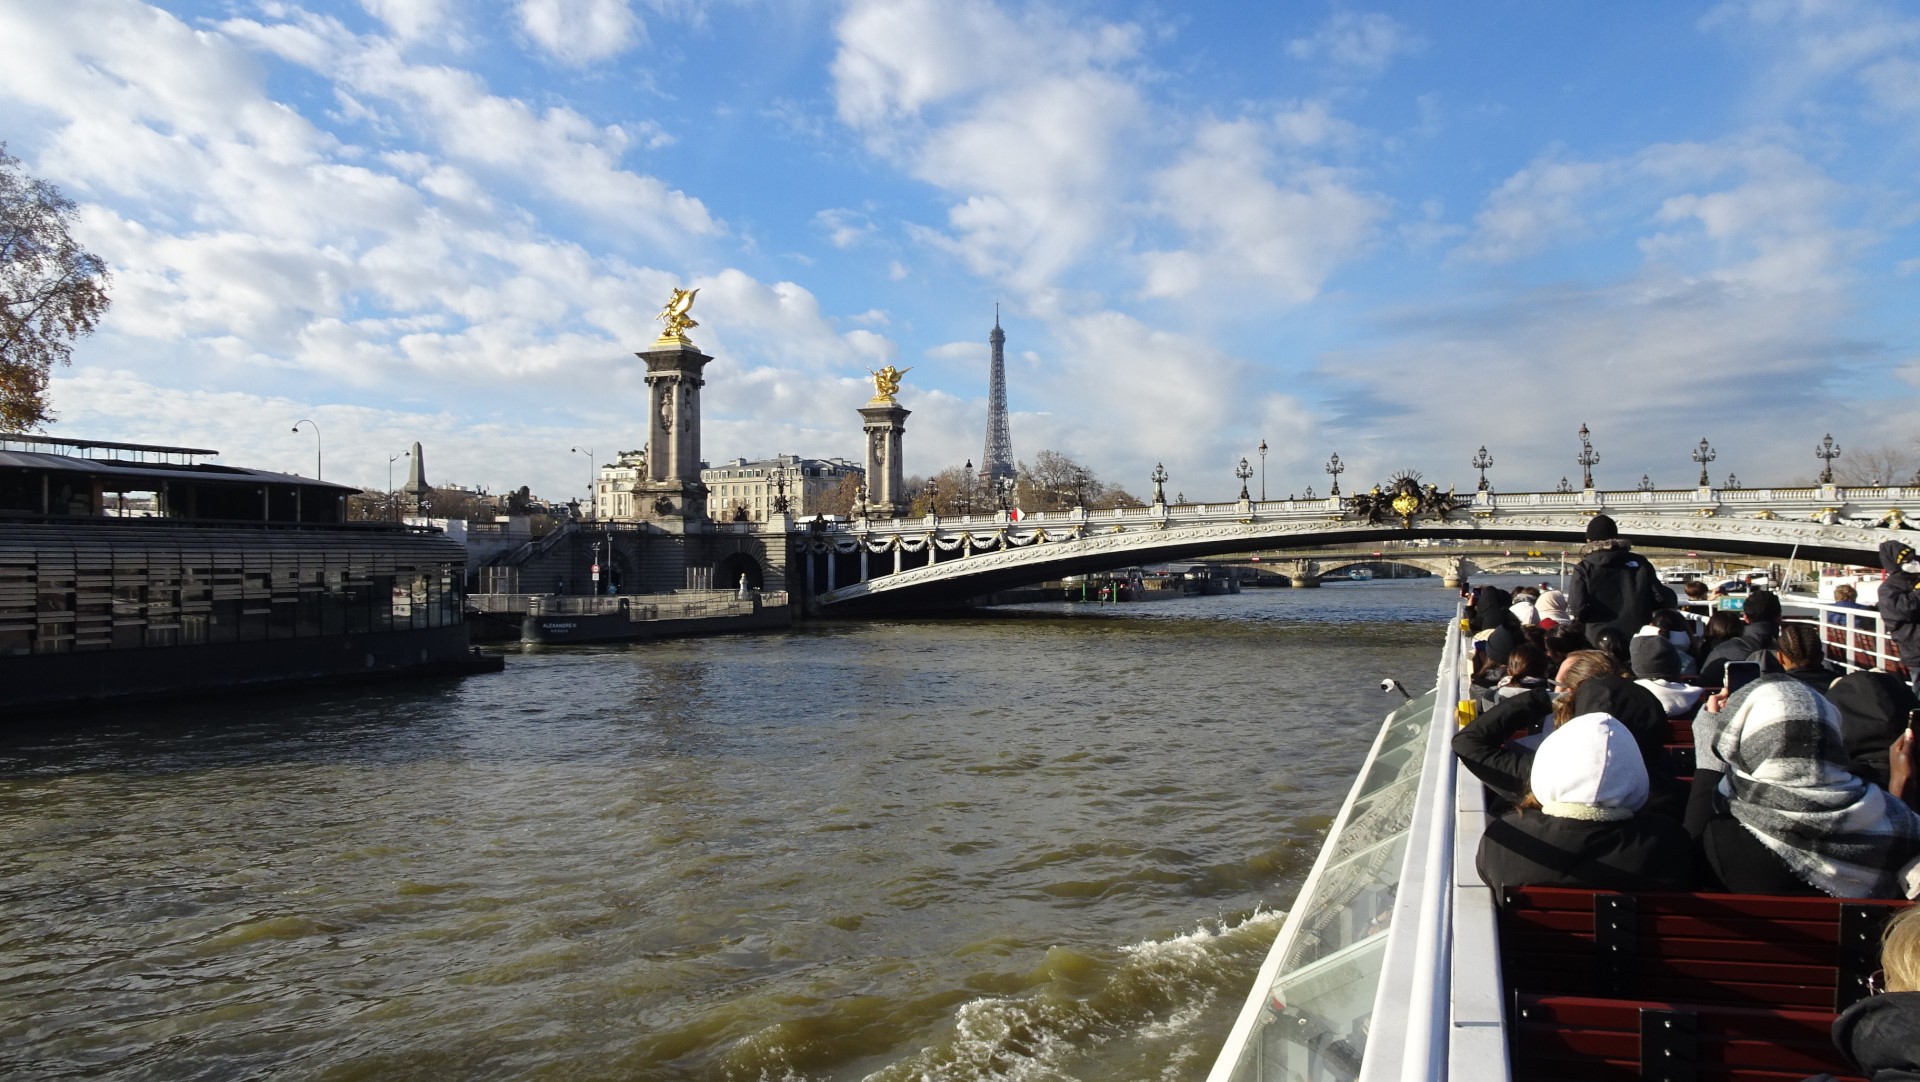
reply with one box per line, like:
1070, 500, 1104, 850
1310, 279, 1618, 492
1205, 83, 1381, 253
859, 401, 910, 518
636, 337, 712, 529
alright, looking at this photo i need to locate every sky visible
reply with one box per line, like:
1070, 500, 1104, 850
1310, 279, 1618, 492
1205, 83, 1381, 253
1, 0, 1917, 504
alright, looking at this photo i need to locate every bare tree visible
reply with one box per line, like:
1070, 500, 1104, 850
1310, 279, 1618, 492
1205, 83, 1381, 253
817, 471, 863, 517
1834, 440, 1920, 487
1, 144, 111, 430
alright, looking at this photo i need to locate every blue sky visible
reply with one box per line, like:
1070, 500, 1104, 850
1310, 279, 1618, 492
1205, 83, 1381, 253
2, 0, 1916, 503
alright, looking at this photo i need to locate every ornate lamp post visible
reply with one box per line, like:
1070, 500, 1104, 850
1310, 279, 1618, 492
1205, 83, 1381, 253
570, 445, 595, 519
291, 419, 322, 480
1692, 437, 1716, 488
1471, 445, 1494, 491
1151, 463, 1168, 505
1557, 476, 1574, 493
1235, 457, 1253, 501
1325, 452, 1344, 497
1726, 473, 1741, 490
996, 476, 1014, 512
1638, 474, 1654, 492
1577, 423, 1599, 490
962, 460, 974, 515
1303, 484, 1316, 500
1258, 439, 1268, 501
1815, 433, 1842, 484
1176, 491, 1187, 504
925, 476, 940, 516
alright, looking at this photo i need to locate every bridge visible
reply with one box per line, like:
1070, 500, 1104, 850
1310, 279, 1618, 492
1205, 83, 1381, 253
790, 483, 1913, 613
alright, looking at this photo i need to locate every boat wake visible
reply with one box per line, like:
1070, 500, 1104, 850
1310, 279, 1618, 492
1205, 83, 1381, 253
853, 907, 1286, 1082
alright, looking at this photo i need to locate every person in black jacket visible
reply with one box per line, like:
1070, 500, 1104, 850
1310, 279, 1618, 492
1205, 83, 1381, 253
1454, 649, 1615, 802
1475, 711, 1693, 895
1806, 906, 1920, 1082
1569, 514, 1675, 646
1700, 588, 1783, 686
1880, 539, 1920, 695
1828, 671, 1920, 790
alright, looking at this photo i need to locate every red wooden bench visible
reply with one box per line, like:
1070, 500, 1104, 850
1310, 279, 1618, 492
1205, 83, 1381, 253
1510, 993, 1863, 1082
1500, 888, 1908, 1013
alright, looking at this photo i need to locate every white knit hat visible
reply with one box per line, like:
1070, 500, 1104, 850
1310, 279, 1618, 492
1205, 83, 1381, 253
1510, 600, 1541, 627
1530, 711, 1649, 821
1535, 589, 1571, 625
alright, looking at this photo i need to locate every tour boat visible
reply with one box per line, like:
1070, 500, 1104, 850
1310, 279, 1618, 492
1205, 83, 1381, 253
1207, 595, 1909, 1082
1347, 568, 1374, 581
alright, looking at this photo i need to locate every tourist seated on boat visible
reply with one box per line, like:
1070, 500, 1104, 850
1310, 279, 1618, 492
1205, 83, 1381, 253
1647, 609, 1701, 675
1774, 621, 1842, 693
1697, 608, 1744, 670
1700, 588, 1783, 686
1534, 589, 1571, 630
1493, 643, 1551, 700
1688, 675, 1920, 898
1631, 633, 1705, 718
1543, 628, 1588, 670
1468, 585, 1524, 666
1474, 711, 1693, 895
1828, 671, 1920, 791
1806, 905, 1920, 1082
1443, 648, 1674, 805
1509, 597, 1540, 629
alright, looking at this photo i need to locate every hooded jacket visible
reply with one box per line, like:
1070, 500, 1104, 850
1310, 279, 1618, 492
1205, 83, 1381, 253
1570, 539, 1674, 646
1451, 677, 1680, 814
1701, 620, 1780, 685
1632, 633, 1706, 718
1475, 712, 1693, 895
1828, 671, 1919, 790
1879, 539, 1920, 674
1805, 991, 1920, 1082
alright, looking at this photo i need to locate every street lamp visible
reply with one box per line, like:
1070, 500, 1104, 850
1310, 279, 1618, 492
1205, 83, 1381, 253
1235, 457, 1253, 501
1638, 473, 1654, 492
1577, 423, 1599, 490
925, 476, 940, 516
771, 468, 791, 515
1692, 437, 1716, 488
291, 419, 321, 480
1815, 433, 1842, 485
1303, 484, 1316, 500
1471, 445, 1494, 491
1258, 439, 1268, 501
962, 460, 974, 515
570, 446, 595, 519
996, 475, 1014, 512
1177, 490, 1188, 504
1726, 473, 1741, 490
1151, 463, 1168, 505
1325, 452, 1344, 497
388, 449, 409, 522
1557, 476, 1574, 493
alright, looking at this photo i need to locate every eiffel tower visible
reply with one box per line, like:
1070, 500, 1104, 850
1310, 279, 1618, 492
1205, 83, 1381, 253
980, 306, 1016, 486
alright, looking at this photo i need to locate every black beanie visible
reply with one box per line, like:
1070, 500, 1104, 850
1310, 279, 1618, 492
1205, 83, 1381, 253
1586, 513, 1618, 541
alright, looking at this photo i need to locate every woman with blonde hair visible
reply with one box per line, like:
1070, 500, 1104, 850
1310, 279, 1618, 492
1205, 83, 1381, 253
1816, 905, 1920, 1081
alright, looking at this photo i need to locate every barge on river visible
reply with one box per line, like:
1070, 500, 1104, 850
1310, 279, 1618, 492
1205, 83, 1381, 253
1, 434, 499, 713
1209, 595, 1910, 1082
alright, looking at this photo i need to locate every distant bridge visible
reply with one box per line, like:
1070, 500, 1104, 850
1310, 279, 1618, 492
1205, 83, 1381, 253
790, 484, 1912, 613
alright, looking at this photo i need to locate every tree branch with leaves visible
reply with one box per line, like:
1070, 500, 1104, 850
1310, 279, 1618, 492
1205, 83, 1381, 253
1, 144, 111, 431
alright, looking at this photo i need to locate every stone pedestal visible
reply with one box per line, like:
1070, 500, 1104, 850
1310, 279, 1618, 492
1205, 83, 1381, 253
638, 336, 712, 530
859, 400, 910, 518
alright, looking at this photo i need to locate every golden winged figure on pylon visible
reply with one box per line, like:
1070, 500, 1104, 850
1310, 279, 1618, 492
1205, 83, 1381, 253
656, 287, 699, 339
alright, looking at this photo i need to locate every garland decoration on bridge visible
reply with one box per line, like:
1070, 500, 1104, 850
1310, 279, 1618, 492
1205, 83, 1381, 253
1347, 471, 1466, 529
1876, 509, 1910, 530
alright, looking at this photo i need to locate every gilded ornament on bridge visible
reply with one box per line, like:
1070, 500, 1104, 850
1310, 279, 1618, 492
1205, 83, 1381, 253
868, 365, 912, 403
1349, 470, 1466, 529
654, 287, 700, 344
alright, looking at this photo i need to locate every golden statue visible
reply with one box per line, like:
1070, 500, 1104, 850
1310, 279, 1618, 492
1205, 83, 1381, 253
868, 364, 911, 403
654, 287, 700, 344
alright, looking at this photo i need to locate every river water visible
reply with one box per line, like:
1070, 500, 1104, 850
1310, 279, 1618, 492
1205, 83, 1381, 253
0, 579, 1477, 1081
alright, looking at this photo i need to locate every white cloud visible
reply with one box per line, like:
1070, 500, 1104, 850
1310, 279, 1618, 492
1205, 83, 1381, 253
815, 207, 876, 249
1286, 11, 1425, 76
1453, 152, 1612, 263
516, 0, 642, 65
1141, 118, 1383, 301
361, 0, 457, 44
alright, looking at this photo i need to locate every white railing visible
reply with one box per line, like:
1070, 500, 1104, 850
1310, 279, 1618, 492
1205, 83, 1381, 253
1209, 606, 1501, 1082
1781, 595, 1906, 675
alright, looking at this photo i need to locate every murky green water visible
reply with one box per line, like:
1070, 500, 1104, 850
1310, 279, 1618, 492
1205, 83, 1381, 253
0, 581, 1466, 1080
